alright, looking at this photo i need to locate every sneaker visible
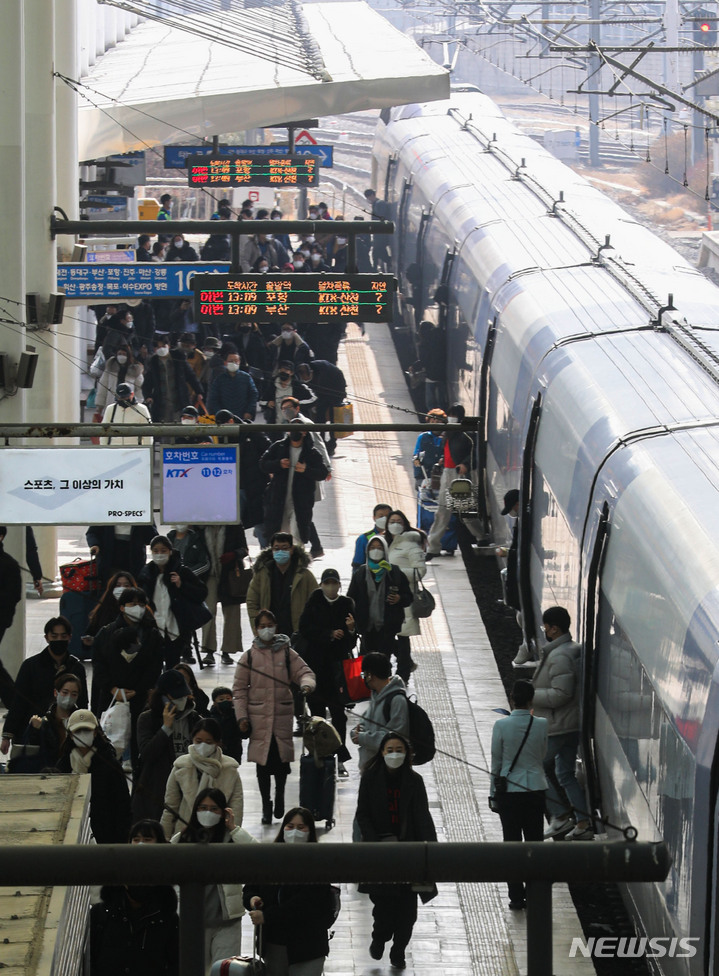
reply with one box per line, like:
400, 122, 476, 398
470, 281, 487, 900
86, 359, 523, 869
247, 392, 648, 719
425, 552, 437, 562
221, 653, 233, 666
310, 548, 325, 559
337, 762, 349, 778
512, 642, 531, 666
566, 820, 593, 840
544, 816, 574, 839
201, 653, 215, 666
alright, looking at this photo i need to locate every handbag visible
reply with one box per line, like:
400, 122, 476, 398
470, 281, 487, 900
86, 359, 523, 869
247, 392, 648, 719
60, 556, 100, 594
100, 689, 132, 758
225, 562, 253, 603
342, 650, 370, 703
490, 715, 534, 811
411, 569, 435, 618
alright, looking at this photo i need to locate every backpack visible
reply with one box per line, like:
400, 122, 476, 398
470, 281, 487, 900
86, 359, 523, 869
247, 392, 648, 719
382, 691, 436, 765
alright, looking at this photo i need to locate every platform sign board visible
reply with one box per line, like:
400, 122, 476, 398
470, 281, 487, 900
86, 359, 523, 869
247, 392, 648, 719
161, 446, 239, 524
187, 153, 318, 188
0, 447, 152, 525
57, 262, 230, 300
164, 144, 333, 169
193, 273, 395, 325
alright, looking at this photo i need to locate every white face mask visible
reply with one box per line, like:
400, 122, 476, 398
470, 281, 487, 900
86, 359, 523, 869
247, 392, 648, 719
181, 417, 196, 425
258, 265, 269, 273
197, 810, 222, 828
446, 417, 460, 424
284, 828, 309, 844
171, 696, 188, 712
384, 752, 405, 769
152, 552, 170, 565
336, 237, 347, 245
281, 330, 294, 340
123, 604, 145, 621
113, 586, 126, 600
116, 354, 128, 365
57, 694, 77, 712
174, 524, 189, 533
226, 362, 240, 373
193, 741, 217, 759
368, 549, 384, 562
310, 253, 321, 264
374, 516, 387, 531
258, 626, 276, 642
155, 346, 169, 358
293, 261, 304, 270
173, 239, 183, 248
388, 522, 404, 535
321, 583, 341, 602
305, 236, 315, 244
72, 731, 95, 749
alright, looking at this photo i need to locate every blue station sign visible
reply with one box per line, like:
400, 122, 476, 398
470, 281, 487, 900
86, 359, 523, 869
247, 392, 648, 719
163, 144, 333, 169
57, 262, 231, 300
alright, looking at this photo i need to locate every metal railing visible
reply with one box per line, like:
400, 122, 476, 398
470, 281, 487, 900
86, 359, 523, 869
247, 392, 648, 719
0, 840, 670, 976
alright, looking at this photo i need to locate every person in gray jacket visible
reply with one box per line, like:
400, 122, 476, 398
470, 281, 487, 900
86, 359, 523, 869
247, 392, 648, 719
531, 606, 588, 839
491, 680, 548, 908
350, 652, 409, 771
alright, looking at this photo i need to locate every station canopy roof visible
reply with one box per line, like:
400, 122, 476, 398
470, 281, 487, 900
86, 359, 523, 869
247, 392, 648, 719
78, 0, 449, 159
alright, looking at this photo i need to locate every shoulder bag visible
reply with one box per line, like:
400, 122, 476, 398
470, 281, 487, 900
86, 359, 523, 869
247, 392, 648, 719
411, 569, 435, 618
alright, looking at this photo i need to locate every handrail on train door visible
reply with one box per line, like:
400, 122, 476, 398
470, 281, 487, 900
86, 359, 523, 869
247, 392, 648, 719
519, 393, 542, 647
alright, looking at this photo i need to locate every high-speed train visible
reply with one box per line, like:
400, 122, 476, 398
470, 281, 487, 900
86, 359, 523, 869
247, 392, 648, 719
372, 91, 719, 975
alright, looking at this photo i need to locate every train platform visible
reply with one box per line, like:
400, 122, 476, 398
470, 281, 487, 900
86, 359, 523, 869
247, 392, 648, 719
1, 323, 594, 975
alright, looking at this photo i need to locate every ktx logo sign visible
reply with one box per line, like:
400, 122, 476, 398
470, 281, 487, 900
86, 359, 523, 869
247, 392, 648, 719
165, 468, 191, 478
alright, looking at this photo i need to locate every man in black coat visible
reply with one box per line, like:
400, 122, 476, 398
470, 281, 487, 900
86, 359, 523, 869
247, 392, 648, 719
142, 335, 204, 422
259, 424, 329, 544
0, 526, 22, 708
0, 615, 89, 754
296, 360, 347, 454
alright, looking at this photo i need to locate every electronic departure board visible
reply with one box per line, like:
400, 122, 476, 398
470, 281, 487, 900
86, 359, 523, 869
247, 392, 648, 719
186, 154, 318, 187
192, 273, 396, 325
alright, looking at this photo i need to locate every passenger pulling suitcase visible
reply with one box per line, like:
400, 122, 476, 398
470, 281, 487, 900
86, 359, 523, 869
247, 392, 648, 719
299, 754, 336, 830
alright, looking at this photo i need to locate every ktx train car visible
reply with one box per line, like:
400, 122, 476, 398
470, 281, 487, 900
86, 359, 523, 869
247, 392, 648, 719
372, 92, 719, 975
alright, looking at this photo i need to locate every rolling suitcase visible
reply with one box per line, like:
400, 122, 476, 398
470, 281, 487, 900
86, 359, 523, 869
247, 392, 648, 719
299, 754, 336, 830
332, 401, 353, 438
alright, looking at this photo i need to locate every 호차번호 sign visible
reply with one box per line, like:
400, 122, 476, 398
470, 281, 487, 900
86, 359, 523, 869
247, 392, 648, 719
187, 153, 318, 187
162, 446, 239, 525
0, 448, 152, 524
192, 273, 396, 325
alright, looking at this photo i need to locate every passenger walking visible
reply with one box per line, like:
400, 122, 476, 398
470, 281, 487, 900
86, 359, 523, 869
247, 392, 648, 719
174, 788, 255, 973
386, 510, 426, 682
259, 361, 315, 423
137, 535, 209, 668
355, 732, 437, 970
351, 503, 392, 570
99, 383, 152, 445
350, 652, 409, 771
245, 534, 318, 638
244, 807, 337, 976
161, 717, 243, 839
84, 572, 138, 655
90, 824, 178, 976
10, 672, 81, 772
95, 344, 144, 410
206, 349, 258, 420
174, 662, 210, 716
260, 427, 329, 547
347, 535, 413, 675
298, 568, 357, 776
196, 523, 249, 667
132, 670, 198, 822
490, 680, 548, 908
143, 334, 204, 422
232, 611, 316, 824
531, 606, 589, 839
209, 686, 244, 764
425, 404, 473, 560
1, 615, 88, 756
56, 709, 132, 843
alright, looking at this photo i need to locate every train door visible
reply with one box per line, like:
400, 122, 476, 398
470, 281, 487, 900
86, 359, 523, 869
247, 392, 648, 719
518, 394, 542, 646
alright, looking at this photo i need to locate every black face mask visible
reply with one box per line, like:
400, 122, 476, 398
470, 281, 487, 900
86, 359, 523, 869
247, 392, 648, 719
49, 639, 70, 655
279, 373, 291, 382
116, 398, 133, 408
290, 434, 303, 444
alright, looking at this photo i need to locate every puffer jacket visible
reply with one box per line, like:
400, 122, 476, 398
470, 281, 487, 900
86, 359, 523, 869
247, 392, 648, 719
245, 547, 318, 635
161, 747, 243, 839
388, 528, 426, 637
232, 635, 315, 765
531, 633, 582, 735
171, 825, 254, 919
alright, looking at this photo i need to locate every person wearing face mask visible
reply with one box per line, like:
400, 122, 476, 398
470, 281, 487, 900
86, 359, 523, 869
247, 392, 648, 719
137, 536, 209, 668
209, 686, 243, 763
1, 616, 88, 757
385, 510, 427, 683
177, 331, 206, 386
9, 673, 83, 772
268, 323, 312, 372
101, 308, 136, 360
245, 534, 318, 642
233, 610, 316, 823
161, 717, 243, 839
425, 403, 474, 561
207, 350, 258, 420
174, 787, 255, 972
259, 422, 329, 545
260, 360, 315, 424
86, 522, 158, 596
279, 396, 331, 559
289, 248, 308, 273
308, 246, 330, 272
347, 536, 413, 689
57, 709, 132, 843
95, 343, 145, 411
233, 320, 270, 377
90, 821, 178, 976
132, 669, 198, 822
143, 333, 204, 423
245, 807, 337, 975
496, 488, 521, 610
164, 234, 199, 262
99, 382, 152, 447
297, 569, 357, 776
92, 589, 164, 772
84, 571, 138, 656
242, 231, 281, 271
351, 503, 392, 571
167, 523, 210, 581
355, 732, 437, 970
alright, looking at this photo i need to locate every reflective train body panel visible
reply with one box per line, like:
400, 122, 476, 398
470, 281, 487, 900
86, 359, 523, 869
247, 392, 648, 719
373, 93, 719, 974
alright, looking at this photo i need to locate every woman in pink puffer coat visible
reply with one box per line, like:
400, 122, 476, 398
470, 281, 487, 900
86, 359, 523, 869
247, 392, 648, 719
233, 609, 316, 825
